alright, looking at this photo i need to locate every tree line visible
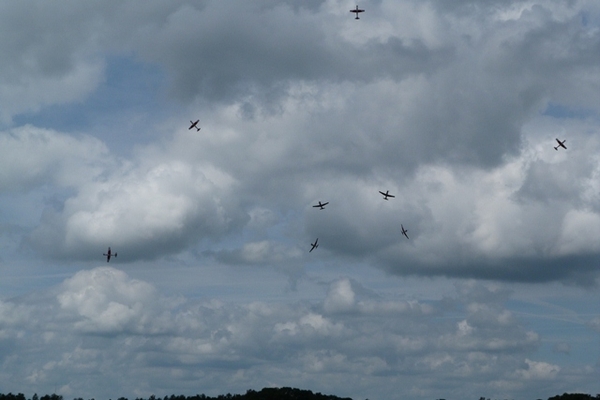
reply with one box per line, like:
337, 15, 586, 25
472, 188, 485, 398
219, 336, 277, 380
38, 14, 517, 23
0, 388, 350, 400
0, 388, 598, 400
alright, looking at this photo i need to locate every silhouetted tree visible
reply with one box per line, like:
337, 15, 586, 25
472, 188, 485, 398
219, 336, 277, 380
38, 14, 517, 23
549, 393, 596, 400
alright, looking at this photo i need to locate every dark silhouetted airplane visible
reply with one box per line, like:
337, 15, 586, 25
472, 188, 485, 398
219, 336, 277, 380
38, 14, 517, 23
313, 201, 329, 210
103, 247, 117, 262
309, 238, 319, 252
189, 120, 201, 132
350, 5, 365, 19
401, 224, 409, 239
379, 190, 395, 200
554, 138, 566, 150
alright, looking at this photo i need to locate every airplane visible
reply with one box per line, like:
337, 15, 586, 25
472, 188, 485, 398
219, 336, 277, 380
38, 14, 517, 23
313, 201, 329, 210
401, 224, 409, 239
350, 5, 365, 19
379, 190, 395, 200
309, 238, 319, 252
103, 247, 117, 262
189, 119, 201, 132
554, 138, 567, 150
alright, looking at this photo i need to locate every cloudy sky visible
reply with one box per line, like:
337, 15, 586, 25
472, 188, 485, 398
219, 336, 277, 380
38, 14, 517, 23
0, 1, 599, 399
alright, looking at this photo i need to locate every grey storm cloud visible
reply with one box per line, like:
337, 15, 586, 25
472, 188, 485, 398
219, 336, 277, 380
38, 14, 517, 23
1, 2, 600, 276
0, 125, 109, 191
120, 2, 452, 104
0, 2, 107, 122
105, 0, 600, 168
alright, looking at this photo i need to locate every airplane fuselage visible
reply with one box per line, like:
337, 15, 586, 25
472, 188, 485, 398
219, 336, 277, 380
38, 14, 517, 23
554, 138, 566, 150
401, 225, 409, 239
189, 120, 201, 132
103, 247, 117, 262
379, 190, 395, 200
350, 5, 364, 19
313, 201, 329, 210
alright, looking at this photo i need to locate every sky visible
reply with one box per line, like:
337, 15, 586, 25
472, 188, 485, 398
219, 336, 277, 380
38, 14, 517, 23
0, 1, 599, 399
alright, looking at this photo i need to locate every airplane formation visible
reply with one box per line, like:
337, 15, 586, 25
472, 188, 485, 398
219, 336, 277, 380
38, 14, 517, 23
307, 132, 568, 252
309, 189, 408, 252
101, 7, 570, 260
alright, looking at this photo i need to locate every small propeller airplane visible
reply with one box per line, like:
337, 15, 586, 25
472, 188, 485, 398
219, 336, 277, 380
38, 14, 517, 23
401, 224, 409, 239
379, 190, 395, 200
309, 238, 319, 252
350, 5, 365, 19
103, 247, 117, 262
189, 120, 201, 132
313, 201, 329, 210
554, 138, 567, 150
